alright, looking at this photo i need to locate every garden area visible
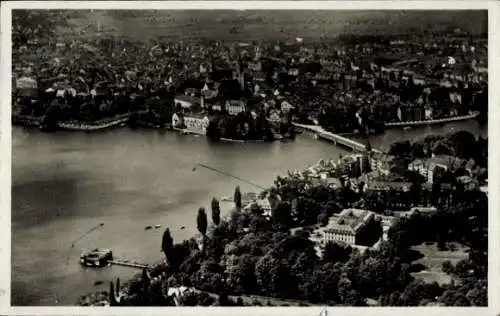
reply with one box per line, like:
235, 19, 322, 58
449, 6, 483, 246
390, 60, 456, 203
410, 242, 469, 285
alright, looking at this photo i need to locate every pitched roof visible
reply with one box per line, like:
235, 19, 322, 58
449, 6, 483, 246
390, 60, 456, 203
325, 209, 374, 235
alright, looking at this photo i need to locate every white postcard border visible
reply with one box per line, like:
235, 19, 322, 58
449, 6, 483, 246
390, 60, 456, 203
1, 1, 498, 315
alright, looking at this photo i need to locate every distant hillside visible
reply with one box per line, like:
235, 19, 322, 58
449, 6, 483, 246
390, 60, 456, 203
28, 10, 489, 41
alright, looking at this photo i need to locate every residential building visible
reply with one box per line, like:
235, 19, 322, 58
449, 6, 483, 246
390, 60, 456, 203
397, 104, 425, 122
363, 179, 413, 210
183, 115, 210, 134
337, 155, 362, 178
201, 81, 220, 101
366, 181, 411, 192
358, 169, 406, 183
408, 155, 452, 183
408, 158, 428, 179
369, 152, 399, 175
338, 153, 372, 177
225, 100, 246, 116
355, 153, 370, 174
427, 156, 453, 183
402, 207, 438, 218
209, 102, 222, 111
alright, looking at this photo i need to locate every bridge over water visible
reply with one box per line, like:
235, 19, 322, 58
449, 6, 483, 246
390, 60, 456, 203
293, 123, 382, 154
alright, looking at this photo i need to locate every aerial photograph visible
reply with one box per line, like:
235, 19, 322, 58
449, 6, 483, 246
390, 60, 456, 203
11, 9, 488, 307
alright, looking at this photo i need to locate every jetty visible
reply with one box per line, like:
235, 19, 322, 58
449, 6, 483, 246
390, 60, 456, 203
293, 123, 382, 153
108, 259, 149, 270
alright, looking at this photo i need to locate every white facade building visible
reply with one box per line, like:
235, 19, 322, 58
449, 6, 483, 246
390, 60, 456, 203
323, 209, 375, 246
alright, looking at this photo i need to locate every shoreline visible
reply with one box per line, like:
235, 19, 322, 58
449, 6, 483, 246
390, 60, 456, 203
173, 127, 289, 143
78, 198, 255, 306
13, 111, 481, 139
384, 111, 480, 127
78, 149, 362, 306
12, 114, 131, 131
57, 114, 130, 131
12, 115, 285, 143
70, 119, 484, 306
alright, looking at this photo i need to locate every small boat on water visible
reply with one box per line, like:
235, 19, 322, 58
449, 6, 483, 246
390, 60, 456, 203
154, 225, 161, 229
181, 226, 186, 230
145, 225, 153, 230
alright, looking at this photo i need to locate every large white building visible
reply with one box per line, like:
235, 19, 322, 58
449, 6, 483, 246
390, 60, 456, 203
323, 209, 375, 246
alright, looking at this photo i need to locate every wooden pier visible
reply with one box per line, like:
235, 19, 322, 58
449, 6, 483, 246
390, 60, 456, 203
109, 259, 149, 269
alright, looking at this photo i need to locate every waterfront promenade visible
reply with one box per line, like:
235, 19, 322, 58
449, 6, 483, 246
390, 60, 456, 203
385, 111, 480, 127
12, 113, 131, 131
58, 115, 130, 131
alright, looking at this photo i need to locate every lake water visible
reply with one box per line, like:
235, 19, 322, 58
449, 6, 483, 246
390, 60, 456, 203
11, 120, 486, 306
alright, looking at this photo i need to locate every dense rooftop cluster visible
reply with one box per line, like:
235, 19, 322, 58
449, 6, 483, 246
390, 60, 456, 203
12, 11, 487, 138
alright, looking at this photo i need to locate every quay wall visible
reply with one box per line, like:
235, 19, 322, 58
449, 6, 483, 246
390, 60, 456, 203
385, 111, 480, 127
12, 114, 130, 131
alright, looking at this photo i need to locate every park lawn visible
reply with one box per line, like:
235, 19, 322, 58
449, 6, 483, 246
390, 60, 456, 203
411, 270, 452, 285
410, 242, 469, 285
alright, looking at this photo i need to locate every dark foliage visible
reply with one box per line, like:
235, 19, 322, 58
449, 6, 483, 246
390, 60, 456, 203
211, 197, 221, 226
197, 207, 208, 236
